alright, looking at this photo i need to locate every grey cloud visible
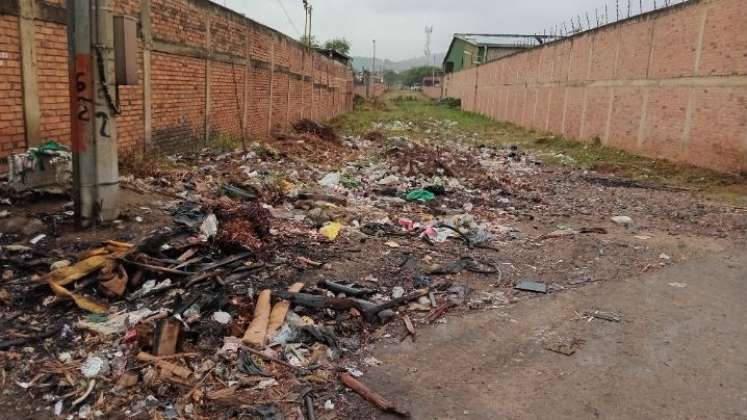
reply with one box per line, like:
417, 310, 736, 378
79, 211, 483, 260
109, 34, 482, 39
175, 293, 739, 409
224, 0, 685, 61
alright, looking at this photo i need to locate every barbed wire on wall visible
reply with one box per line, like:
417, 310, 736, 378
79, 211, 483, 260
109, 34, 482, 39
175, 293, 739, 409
510, 0, 690, 47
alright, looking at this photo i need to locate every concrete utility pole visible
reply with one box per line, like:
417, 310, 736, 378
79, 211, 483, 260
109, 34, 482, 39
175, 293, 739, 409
372, 39, 376, 75
303, 0, 308, 46
67, 0, 120, 226
432, 55, 436, 86
307, 5, 313, 48
364, 67, 370, 98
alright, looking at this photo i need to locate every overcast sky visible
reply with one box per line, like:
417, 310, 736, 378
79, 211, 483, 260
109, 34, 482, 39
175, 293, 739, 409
222, 0, 683, 61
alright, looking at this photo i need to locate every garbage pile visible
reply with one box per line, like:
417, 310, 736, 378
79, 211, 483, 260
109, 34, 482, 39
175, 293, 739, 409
5, 113, 691, 417
7, 140, 72, 194
0, 118, 551, 418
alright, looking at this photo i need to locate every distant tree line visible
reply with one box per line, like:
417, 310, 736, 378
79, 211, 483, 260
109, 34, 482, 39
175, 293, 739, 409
299, 35, 351, 55
383, 66, 443, 87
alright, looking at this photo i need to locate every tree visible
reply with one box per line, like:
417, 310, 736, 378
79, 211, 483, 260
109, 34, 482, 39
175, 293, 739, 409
299, 34, 319, 48
323, 38, 351, 55
400, 66, 442, 86
383, 69, 399, 86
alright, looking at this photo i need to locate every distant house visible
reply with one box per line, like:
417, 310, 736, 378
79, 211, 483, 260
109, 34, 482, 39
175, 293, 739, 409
315, 48, 352, 66
442, 33, 561, 73
422, 76, 440, 87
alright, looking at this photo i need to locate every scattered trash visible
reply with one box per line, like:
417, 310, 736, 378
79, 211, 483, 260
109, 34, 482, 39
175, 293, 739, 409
402, 315, 416, 342
405, 189, 435, 202
7, 141, 72, 194
136, 352, 192, 379
77, 308, 154, 335
0, 216, 45, 236
293, 119, 338, 142
319, 172, 341, 188
582, 310, 623, 322
610, 216, 633, 226
53, 400, 63, 416
340, 372, 410, 417
211, 311, 232, 324
243, 289, 272, 346
222, 183, 258, 201
50, 260, 71, 270
319, 222, 343, 240
0, 96, 729, 419
668, 282, 687, 288
514, 281, 548, 294
1, 244, 32, 252
363, 356, 383, 367
200, 213, 219, 238
377, 174, 400, 186
80, 355, 108, 378
544, 337, 585, 356
238, 351, 272, 377
267, 282, 305, 340
430, 257, 498, 275
153, 318, 180, 356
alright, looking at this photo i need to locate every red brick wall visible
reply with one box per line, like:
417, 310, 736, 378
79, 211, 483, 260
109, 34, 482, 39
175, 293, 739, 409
422, 85, 441, 99
35, 20, 70, 143
0, 0, 354, 159
0, 15, 24, 157
353, 80, 385, 98
151, 52, 206, 150
443, 0, 747, 174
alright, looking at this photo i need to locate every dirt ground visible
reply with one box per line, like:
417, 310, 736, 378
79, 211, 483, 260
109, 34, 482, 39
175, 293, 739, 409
0, 92, 745, 419
360, 248, 747, 419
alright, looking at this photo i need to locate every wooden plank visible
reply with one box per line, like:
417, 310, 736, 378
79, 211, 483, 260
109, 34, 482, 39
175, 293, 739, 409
266, 282, 304, 340
19, 0, 41, 147
243, 289, 271, 346
153, 318, 180, 356
136, 352, 191, 379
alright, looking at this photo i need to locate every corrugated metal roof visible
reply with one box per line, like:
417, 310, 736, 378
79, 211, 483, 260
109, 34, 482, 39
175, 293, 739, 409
454, 33, 552, 48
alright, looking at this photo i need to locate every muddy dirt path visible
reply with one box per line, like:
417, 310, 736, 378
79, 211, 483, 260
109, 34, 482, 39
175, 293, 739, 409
357, 248, 747, 419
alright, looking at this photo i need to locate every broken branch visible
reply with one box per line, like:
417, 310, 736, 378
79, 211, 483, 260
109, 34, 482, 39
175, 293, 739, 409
340, 372, 409, 417
136, 352, 192, 379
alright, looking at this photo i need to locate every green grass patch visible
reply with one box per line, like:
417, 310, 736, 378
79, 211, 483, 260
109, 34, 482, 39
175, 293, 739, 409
208, 133, 245, 153
119, 151, 188, 178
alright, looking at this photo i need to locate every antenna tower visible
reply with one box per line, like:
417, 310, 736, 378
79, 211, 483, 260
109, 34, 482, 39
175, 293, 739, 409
424, 26, 433, 65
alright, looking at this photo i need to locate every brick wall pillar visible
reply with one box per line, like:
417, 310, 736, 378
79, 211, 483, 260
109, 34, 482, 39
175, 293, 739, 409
204, 17, 211, 143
